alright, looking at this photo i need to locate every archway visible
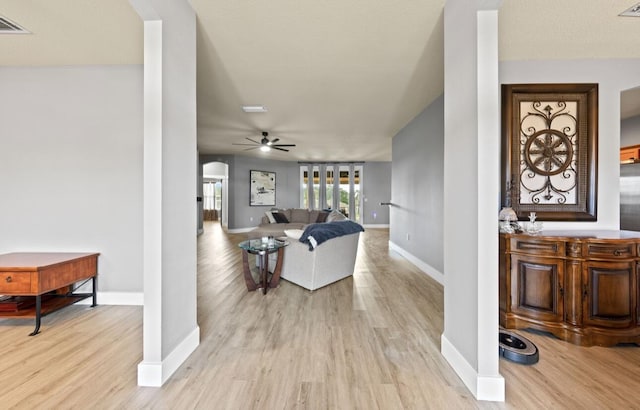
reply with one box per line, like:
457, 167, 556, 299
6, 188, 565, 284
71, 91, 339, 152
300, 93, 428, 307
200, 161, 229, 233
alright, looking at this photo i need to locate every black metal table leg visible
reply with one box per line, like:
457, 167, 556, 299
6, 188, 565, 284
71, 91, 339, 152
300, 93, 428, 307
29, 295, 41, 336
91, 276, 97, 307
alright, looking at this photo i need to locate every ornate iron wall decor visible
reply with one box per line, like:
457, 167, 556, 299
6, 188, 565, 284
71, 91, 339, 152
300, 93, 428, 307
501, 84, 598, 221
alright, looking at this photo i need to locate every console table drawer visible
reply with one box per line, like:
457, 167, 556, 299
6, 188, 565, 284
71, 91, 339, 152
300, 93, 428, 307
0, 272, 32, 294
510, 237, 564, 257
585, 242, 636, 259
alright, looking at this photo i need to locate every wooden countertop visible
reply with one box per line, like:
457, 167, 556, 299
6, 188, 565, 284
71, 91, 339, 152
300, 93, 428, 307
0, 252, 100, 272
504, 230, 640, 240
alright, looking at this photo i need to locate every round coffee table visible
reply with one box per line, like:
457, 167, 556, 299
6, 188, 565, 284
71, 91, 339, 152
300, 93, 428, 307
238, 238, 288, 294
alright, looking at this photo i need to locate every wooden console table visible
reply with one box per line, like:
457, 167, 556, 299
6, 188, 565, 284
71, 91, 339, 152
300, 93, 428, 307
500, 231, 640, 346
0, 252, 99, 335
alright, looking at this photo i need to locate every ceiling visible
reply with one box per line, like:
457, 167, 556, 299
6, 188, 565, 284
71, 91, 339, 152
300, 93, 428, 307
1, 0, 640, 161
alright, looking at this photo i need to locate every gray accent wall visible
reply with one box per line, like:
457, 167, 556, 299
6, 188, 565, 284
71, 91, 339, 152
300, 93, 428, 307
391, 95, 444, 273
362, 162, 392, 226
200, 155, 391, 230
622, 115, 640, 147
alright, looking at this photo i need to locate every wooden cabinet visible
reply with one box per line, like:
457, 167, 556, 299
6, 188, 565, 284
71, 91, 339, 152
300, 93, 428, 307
500, 231, 640, 346
621, 145, 640, 163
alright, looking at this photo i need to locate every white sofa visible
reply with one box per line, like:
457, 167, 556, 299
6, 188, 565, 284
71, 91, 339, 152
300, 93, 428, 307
280, 231, 360, 291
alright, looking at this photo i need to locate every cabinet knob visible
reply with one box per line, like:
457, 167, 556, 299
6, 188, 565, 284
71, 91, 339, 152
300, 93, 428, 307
5, 276, 11, 283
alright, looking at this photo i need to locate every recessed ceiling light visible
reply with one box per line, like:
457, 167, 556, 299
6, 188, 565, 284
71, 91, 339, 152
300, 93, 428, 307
619, 2, 640, 17
242, 105, 267, 113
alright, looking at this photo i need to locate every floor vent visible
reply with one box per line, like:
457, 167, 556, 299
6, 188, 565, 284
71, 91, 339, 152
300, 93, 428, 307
620, 2, 640, 17
0, 16, 29, 34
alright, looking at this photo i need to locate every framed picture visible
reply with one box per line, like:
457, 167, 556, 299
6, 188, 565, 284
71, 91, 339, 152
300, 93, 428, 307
501, 83, 598, 221
250, 170, 276, 206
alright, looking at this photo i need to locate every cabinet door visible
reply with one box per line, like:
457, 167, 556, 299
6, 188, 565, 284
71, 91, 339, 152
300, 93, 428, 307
583, 261, 636, 329
511, 254, 564, 322
638, 263, 640, 326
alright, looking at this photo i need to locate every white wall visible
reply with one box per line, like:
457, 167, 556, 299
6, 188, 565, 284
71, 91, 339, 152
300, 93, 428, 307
501, 59, 640, 230
0, 66, 143, 300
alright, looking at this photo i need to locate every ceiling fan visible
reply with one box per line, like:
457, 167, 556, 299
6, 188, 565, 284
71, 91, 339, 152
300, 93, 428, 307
232, 131, 296, 152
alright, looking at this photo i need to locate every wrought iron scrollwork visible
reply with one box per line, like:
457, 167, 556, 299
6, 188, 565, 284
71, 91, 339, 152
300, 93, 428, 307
519, 101, 578, 205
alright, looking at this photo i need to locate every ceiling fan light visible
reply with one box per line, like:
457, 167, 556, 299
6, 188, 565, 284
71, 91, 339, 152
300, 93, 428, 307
620, 2, 640, 16
260, 145, 271, 152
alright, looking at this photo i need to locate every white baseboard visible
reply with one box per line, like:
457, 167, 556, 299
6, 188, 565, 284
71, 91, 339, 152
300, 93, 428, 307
441, 334, 505, 402
388, 241, 444, 285
362, 223, 390, 229
77, 291, 143, 306
226, 227, 256, 234
138, 325, 200, 387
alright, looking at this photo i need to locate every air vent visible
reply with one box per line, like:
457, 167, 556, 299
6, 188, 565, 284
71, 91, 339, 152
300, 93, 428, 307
0, 16, 29, 34
620, 2, 640, 17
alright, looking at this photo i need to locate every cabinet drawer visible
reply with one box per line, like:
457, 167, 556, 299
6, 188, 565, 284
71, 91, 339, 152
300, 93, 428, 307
0, 272, 32, 293
585, 242, 636, 259
510, 237, 565, 257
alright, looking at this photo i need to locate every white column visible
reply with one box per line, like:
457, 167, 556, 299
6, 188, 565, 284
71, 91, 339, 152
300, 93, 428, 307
333, 164, 340, 210
348, 163, 355, 218
476, 5, 504, 401
318, 164, 326, 209
130, 0, 199, 388
138, 17, 164, 386
307, 164, 315, 209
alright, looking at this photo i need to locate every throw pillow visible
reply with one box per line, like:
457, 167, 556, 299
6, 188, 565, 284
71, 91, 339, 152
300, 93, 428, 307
265, 211, 276, 224
309, 210, 320, 223
316, 211, 330, 223
326, 210, 347, 222
272, 212, 290, 224
284, 229, 304, 240
290, 208, 310, 223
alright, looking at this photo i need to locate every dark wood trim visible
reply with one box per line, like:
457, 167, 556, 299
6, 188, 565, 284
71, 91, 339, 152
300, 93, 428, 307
501, 83, 598, 221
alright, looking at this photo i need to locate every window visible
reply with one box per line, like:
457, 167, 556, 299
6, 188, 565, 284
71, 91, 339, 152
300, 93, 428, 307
300, 164, 363, 223
203, 181, 221, 210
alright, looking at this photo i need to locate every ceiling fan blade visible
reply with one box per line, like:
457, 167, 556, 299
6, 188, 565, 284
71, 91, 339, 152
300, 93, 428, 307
272, 146, 289, 152
269, 138, 280, 144
232, 143, 259, 146
246, 137, 261, 144
243, 147, 259, 151
273, 144, 296, 147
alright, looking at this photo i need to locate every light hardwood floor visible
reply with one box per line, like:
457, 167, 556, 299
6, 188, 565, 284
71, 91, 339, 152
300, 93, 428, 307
1, 222, 639, 409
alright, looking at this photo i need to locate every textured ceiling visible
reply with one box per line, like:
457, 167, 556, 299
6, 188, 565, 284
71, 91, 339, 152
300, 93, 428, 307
1, 0, 640, 160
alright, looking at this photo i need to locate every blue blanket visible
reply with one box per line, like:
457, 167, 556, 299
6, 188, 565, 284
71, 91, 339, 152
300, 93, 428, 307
299, 220, 364, 250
